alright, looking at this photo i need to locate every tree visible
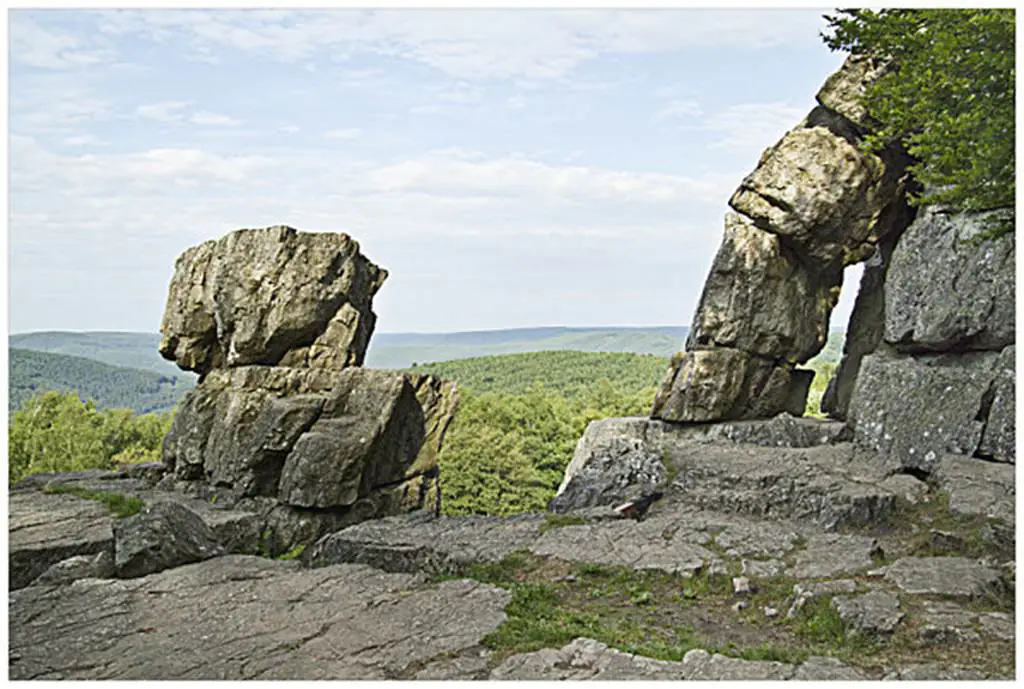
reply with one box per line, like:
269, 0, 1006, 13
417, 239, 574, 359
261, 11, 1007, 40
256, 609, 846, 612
822, 9, 1015, 226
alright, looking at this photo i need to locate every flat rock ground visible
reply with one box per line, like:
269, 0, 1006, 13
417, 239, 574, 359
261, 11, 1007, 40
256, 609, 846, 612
8, 438, 1016, 681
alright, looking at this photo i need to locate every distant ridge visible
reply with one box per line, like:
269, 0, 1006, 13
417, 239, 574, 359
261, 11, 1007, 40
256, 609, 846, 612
9, 348, 194, 414
8, 326, 842, 374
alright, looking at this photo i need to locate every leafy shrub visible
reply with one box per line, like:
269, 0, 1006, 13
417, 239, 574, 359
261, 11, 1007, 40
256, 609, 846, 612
9, 390, 173, 483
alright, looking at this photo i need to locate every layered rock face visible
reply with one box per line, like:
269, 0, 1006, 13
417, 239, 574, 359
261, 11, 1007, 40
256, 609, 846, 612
158, 227, 458, 553
160, 226, 386, 375
843, 207, 1015, 467
652, 55, 913, 423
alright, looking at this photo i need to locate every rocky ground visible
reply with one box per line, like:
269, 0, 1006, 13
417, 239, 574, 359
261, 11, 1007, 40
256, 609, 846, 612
8, 425, 1015, 681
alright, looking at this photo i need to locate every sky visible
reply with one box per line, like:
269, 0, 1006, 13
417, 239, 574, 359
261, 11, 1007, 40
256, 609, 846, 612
8, 7, 864, 335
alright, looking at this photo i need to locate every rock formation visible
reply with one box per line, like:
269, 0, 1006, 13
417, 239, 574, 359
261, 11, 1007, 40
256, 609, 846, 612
652, 55, 914, 423
156, 227, 458, 554
7, 55, 1016, 683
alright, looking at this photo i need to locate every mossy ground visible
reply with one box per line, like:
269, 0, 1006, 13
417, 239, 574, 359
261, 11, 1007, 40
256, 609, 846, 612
437, 544, 1014, 677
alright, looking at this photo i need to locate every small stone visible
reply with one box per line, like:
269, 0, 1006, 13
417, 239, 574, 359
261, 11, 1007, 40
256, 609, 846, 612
732, 576, 753, 595
555, 575, 577, 583
741, 558, 785, 578
928, 529, 966, 554
732, 600, 749, 613
763, 606, 780, 619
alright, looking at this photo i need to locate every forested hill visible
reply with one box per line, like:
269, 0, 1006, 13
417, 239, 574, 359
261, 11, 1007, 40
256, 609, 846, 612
409, 350, 669, 396
8, 327, 692, 372
9, 348, 194, 414
366, 326, 690, 368
9, 331, 185, 379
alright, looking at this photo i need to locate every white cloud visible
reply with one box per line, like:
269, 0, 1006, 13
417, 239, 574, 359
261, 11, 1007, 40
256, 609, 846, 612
10, 13, 113, 69
190, 111, 242, 126
62, 134, 106, 147
86, 9, 831, 81
655, 97, 703, 120
324, 128, 363, 140
279, 125, 300, 133
703, 102, 808, 153
136, 101, 191, 122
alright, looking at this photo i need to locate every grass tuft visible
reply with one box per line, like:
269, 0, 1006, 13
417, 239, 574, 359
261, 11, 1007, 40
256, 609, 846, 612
43, 483, 144, 518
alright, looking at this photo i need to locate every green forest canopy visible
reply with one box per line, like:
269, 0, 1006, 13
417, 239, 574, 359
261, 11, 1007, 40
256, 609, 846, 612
823, 9, 1015, 224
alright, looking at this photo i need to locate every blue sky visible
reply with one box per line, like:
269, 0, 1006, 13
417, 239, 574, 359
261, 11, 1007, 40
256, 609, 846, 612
8, 8, 863, 335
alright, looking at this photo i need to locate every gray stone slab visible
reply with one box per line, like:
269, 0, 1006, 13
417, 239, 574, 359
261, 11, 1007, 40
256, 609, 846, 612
9, 556, 510, 680
884, 557, 1003, 598
8, 490, 115, 590
790, 534, 880, 579
833, 590, 904, 636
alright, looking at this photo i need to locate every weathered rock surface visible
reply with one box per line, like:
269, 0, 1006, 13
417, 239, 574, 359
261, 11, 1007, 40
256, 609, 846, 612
848, 350, 1001, 471
729, 123, 900, 267
9, 477, 263, 590
113, 501, 225, 578
308, 511, 545, 575
159, 226, 387, 375
815, 54, 891, 128
883, 556, 1003, 598
832, 590, 904, 637
883, 664, 989, 681
30, 550, 116, 587
884, 206, 1015, 353
490, 639, 867, 681
916, 599, 1014, 644
652, 56, 911, 423
8, 489, 115, 590
685, 212, 836, 362
554, 415, 850, 513
163, 365, 458, 552
931, 454, 1015, 530
789, 534, 880, 579
551, 418, 667, 512
9, 556, 510, 680
978, 345, 1016, 463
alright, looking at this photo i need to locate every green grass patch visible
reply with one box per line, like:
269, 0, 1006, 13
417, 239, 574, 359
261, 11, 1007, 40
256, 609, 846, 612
276, 544, 306, 561
540, 514, 586, 534
43, 483, 145, 518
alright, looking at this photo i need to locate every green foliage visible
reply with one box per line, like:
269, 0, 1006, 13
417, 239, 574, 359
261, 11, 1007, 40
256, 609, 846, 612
8, 390, 173, 484
9, 347, 193, 414
823, 9, 1015, 224
276, 544, 307, 561
414, 346, 846, 516
42, 483, 145, 518
420, 354, 659, 516
410, 350, 669, 396
804, 362, 837, 419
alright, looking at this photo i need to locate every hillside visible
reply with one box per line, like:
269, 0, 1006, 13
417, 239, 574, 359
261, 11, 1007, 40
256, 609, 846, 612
366, 326, 690, 369
9, 331, 188, 379
8, 348, 194, 414
409, 350, 670, 396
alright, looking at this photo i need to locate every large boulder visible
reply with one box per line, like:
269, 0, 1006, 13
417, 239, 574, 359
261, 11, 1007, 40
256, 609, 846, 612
651, 348, 809, 423
815, 54, 892, 129
113, 501, 224, 578
728, 120, 903, 267
686, 212, 837, 362
159, 226, 387, 376
847, 348, 1008, 472
651, 56, 913, 424
162, 365, 457, 552
884, 206, 1015, 352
